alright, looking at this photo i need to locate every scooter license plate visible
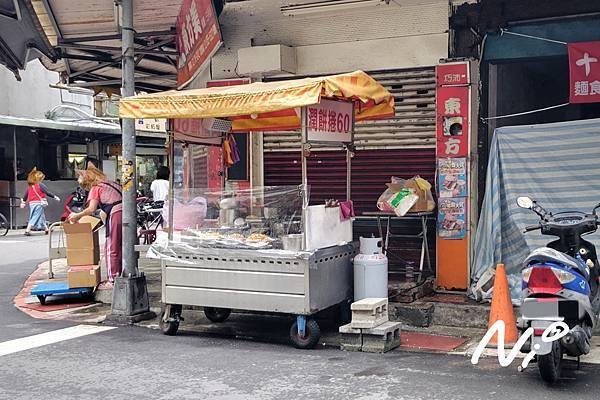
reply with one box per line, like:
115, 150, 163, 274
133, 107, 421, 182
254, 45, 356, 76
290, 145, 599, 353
521, 298, 579, 320
521, 299, 558, 319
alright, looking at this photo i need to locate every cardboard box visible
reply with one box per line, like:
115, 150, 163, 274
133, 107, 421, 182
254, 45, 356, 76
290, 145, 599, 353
68, 265, 101, 288
63, 221, 100, 266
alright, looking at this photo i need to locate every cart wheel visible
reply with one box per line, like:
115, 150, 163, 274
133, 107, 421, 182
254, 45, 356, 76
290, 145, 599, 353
290, 319, 321, 349
204, 307, 231, 323
37, 295, 46, 305
159, 305, 182, 336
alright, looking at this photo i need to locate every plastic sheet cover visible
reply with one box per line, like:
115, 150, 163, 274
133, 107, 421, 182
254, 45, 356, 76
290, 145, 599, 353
149, 185, 306, 260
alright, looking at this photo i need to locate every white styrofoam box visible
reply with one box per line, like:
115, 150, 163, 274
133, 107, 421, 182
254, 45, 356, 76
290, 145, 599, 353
305, 205, 352, 251
350, 297, 389, 329
237, 45, 297, 76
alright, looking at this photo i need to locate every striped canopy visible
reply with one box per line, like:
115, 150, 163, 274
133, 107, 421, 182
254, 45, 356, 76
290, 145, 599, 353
119, 70, 394, 132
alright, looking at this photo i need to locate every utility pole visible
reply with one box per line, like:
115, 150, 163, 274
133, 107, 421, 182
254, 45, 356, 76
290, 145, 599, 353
110, 0, 154, 323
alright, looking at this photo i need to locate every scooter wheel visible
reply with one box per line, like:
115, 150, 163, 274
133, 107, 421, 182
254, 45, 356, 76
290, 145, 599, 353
538, 340, 562, 383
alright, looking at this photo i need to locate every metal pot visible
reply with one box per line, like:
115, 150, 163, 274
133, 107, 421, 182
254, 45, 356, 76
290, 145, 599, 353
282, 234, 303, 251
220, 197, 238, 209
219, 209, 237, 227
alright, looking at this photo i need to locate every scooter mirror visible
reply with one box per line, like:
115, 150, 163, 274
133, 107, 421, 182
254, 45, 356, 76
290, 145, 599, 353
517, 196, 533, 209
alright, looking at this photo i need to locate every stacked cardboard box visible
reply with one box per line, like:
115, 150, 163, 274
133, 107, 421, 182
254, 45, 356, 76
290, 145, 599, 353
63, 216, 101, 288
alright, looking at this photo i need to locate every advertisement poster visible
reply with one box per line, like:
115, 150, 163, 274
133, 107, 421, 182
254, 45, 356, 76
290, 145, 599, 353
438, 157, 467, 198
438, 197, 467, 239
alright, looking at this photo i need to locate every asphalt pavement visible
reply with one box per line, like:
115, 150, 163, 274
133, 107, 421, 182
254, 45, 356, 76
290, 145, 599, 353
2, 231, 600, 399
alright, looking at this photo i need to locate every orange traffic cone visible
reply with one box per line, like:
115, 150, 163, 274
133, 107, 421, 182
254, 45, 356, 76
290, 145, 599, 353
487, 263, 518, 346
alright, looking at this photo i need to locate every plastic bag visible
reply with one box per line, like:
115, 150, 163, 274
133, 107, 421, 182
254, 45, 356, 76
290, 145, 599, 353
387, 188, 419, 217
377, 188, 395, 213
390, 175, 435, 212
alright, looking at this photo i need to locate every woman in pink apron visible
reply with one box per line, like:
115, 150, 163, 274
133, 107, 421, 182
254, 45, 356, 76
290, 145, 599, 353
69, 164, 122, 289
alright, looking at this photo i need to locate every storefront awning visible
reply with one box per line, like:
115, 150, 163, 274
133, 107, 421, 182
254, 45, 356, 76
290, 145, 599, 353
118, 70, 395, 132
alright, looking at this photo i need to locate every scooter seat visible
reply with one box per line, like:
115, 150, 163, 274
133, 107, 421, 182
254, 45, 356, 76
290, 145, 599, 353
524, 247, 590, 279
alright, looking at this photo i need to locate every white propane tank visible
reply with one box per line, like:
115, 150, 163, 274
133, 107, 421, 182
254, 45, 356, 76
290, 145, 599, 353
353, 237, 388, 301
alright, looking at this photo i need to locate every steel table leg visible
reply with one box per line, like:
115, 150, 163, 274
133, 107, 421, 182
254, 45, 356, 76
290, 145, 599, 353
421, 215, 432, 272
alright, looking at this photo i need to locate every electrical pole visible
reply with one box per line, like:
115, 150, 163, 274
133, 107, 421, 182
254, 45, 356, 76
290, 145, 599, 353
110, 0, 154, 323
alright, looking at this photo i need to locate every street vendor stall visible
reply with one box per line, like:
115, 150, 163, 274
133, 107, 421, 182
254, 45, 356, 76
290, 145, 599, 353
119, 71, 395, 348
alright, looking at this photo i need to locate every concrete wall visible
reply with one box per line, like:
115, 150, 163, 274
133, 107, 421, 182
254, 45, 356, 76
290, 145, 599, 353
0, 59, 93, 118
209, 0, 449, 80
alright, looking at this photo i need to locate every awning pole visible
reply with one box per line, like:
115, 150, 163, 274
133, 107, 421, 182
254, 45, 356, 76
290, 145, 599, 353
301, 107, 308, 250
109, 0, 153, 323
168, 131, 175, 240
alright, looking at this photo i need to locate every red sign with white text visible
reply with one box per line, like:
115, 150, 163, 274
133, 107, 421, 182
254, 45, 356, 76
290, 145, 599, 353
436, 86, 469, 157
569, 41, 600, 104
176, 0, 222, 88
436, 63, 470, 86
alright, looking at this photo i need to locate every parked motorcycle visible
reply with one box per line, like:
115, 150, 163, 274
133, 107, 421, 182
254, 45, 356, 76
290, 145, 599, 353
136, 197, 164, 244
517, 196, 600, 383
60, 187, 87, 221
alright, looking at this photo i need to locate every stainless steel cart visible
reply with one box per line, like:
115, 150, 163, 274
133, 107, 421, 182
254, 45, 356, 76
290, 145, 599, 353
159, 243, 354, 348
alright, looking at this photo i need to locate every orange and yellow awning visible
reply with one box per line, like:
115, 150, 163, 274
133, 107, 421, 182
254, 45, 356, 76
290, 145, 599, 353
119, 70, 394, 132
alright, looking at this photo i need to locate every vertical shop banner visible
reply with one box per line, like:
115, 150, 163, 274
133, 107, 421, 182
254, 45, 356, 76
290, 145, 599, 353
436, 86, 469, 157
438, 197, 467, 239
306, 99, 353, 143
438, 157, 467, 198
568, 41, 600, 104
176, 0, 223, 88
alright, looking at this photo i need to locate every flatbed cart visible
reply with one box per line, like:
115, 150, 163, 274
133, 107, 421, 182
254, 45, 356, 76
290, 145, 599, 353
159, 243, 355, 349
30, 281, 94, 305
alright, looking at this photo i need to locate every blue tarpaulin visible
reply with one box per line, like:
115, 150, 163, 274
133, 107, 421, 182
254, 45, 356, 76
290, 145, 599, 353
471, 118, 600, 302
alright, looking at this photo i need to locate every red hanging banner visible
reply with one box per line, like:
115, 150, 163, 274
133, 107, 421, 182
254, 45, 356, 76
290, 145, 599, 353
568, 41, 600, 104
176, 0, 223, 88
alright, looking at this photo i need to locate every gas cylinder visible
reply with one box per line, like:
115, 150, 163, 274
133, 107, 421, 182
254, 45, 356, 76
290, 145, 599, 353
353, 237, 388, 301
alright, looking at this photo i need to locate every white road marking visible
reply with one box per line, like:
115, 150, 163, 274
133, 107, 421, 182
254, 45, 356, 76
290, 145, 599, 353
0, 325, 117, 357
0, 240, 25, 244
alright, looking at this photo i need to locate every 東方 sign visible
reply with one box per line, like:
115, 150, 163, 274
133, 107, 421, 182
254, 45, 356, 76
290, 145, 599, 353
568, 41, 600, 104
306, 99, 353, 143
436, 63, 470, 158
176, 0, 223, 88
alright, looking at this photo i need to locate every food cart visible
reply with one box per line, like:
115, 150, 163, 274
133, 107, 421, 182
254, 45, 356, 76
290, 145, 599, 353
119, 71, 395, 348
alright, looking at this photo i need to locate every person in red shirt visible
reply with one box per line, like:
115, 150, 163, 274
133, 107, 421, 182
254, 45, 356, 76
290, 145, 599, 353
21, 168, 60, 236
69, 164, 122, 289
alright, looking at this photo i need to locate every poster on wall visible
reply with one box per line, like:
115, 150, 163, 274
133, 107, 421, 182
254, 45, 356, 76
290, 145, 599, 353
438, 197, 467, 239
438, 157, 467, 198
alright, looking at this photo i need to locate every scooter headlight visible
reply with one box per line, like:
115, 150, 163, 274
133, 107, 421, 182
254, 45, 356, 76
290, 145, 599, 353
551, 268, 576, 284
522, 267, 533, 282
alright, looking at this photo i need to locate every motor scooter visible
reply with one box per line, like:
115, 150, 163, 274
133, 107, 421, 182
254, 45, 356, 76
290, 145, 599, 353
60, 187, 87, 221
517, 196, 600, 383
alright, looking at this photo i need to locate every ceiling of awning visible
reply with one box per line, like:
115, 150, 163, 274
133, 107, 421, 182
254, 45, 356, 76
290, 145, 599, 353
0, 0, 56, 79
1, 0, 225, 92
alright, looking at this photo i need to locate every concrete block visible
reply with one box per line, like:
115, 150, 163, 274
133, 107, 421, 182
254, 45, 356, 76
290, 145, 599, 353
339, 323, 363, 351
338, 323, 361, 335
390, 302, 434, 327
350, 298, 388, 329
361, 321, 401, 353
